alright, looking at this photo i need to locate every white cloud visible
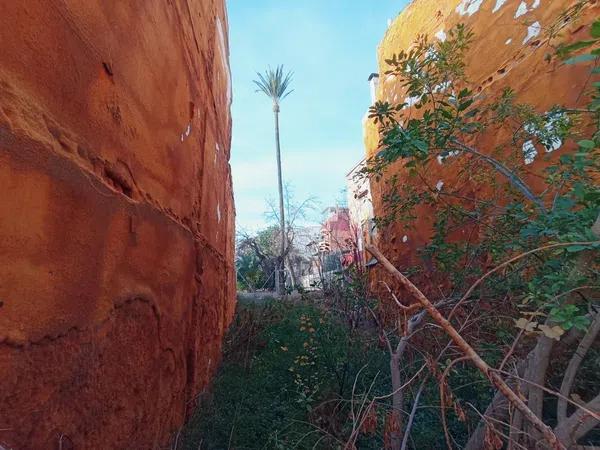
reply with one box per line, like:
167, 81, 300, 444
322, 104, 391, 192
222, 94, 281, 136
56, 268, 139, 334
232, 145, 362, 229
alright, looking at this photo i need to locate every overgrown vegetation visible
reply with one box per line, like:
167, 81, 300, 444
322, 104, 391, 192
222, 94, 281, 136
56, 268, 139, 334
183, 9, 599, 450
359, 12, 600, 449
181, 297, 389, 449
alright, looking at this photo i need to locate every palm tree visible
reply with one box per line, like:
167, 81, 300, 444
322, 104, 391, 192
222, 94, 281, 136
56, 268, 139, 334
254, 66, 293, 295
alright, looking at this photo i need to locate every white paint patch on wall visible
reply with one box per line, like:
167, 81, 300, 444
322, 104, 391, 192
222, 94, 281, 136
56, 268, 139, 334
523, 21, 541, 44
456, 0, 484, 16
531, 0, 540, 8
505, 38, 513, 45
522, 111, 565, 164
402, 235, 408, 243
433, 81, 452, 93
216, 17, 232, 108
436, 180, 444, 191
180, 123, 191, 142
404, 95, 420, 108
493, 0, 508, 13
435, 29, 447, 42
215, 143, 220, 165
436, 150, 460, 165
515, 1, 528, 18
523, 141, 537, 164
217, 203, 221, 223
525, 111, 566, 152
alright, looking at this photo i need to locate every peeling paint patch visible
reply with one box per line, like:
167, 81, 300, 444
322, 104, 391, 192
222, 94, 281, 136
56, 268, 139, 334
493, 0, 508, 13
525, 111, 566, 152
433, 81, 452, 93
523, 21, 541, 44
217, 203, 221, 223
180, 123, 191, 142
437, 150, 460, 165
402, 235, 408, 243
456, 0, 484, 16
435, 29, 447, 42
216, 17, 232, 108
515, 1, 528, 18
522, 111, 566, 163
531, 0, 540, 9
505, 38, 513, 45
523, 141, 537, 164
404, 95, 420, 108
436, 180, 444, 191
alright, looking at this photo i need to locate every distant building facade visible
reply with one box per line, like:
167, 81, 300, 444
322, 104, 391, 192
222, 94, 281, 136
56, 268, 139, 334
346, 158, 376, 267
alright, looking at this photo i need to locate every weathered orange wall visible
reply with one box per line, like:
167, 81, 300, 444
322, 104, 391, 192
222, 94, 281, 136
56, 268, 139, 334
365, 0, 599, 295
0, 1, 235, 448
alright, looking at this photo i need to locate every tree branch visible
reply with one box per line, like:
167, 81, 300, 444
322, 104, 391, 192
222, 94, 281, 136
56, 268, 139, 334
554, 392, 600, 448
366, 243, 565, 450
452, 139, 546, 213
401, 378, 427, 450
448, 241, 600, 321
557, 308, 600, 422
465, 326, 586, 450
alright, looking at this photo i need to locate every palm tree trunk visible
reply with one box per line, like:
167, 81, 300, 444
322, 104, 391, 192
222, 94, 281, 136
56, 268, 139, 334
274, 106, 286, 295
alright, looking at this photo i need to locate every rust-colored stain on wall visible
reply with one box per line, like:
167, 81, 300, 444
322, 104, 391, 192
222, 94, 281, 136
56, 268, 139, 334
364, 0, 599, 297
0, 1, 235, 448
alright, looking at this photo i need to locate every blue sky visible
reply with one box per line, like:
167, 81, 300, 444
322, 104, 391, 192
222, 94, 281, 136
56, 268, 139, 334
228, 1, 409, 231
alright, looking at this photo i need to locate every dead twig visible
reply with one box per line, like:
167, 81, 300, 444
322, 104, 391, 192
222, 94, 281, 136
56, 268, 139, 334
448, 241, 600, 321
366, 243, 566, 450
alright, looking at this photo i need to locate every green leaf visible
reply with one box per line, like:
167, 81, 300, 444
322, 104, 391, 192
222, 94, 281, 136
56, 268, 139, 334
565, 244, 589, 252
458, 88, 470, 99
558, 40, 597, 56
458, 99, 474, 112
565, 54, 597, 65
412, 140, 428, 152
578, 139, 596, 149
592, 20, 600, 38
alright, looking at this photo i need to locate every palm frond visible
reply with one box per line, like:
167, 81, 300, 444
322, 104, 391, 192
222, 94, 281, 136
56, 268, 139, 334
253, 65, 294, 104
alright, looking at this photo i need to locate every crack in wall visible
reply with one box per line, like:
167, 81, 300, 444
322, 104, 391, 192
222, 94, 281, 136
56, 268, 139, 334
0, 295, 161, 349
0, 82, 230, 267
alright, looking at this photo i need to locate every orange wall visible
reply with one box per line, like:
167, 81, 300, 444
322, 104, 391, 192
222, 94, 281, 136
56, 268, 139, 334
0, 1, 235, 448
364, 0, 599, 299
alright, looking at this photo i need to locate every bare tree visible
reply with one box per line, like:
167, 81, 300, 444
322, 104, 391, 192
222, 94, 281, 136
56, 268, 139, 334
266, 184, 319, 290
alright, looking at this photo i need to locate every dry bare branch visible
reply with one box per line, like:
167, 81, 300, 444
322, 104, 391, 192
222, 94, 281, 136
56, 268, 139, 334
557, 309, 600, 423
366, 243, 566, 450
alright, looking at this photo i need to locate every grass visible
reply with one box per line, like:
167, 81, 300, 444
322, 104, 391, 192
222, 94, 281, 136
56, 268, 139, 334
179, 297, 389, 449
